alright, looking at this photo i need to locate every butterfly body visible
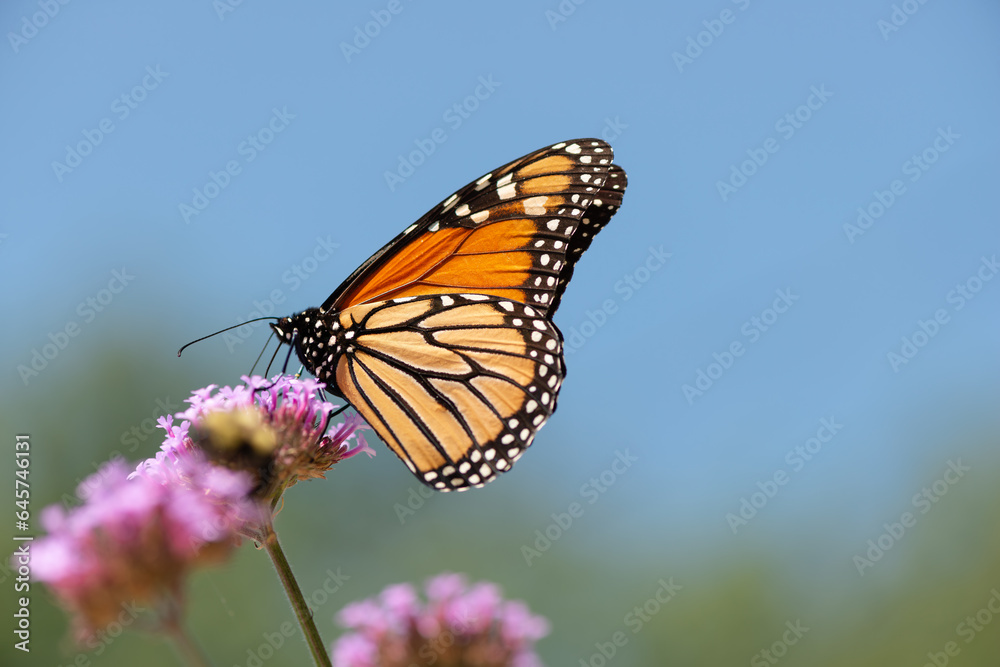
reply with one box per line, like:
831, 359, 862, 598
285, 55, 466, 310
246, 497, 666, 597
272, 139, 626, 491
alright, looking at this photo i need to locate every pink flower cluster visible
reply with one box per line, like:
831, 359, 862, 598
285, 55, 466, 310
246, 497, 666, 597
333, 573, 550, 667
30, 375, 372, 643
133, 375, 372, 499
31, 458, 253, 641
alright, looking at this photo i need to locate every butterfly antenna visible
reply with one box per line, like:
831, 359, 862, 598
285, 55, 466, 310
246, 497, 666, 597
251, 331, 279, 377
255, 331, 298, 392
177, 317, 279, 357
278, 334, 297, 374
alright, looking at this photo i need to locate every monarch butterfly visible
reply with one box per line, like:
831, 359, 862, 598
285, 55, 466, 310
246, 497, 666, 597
271, 139, 627, 491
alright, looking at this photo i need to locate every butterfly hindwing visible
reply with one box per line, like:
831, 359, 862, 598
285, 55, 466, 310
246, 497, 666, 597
323, 139, 625, 318
284, 294, 565, 490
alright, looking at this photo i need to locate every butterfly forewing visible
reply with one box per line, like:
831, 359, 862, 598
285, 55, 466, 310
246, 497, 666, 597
323, 139, 624, 318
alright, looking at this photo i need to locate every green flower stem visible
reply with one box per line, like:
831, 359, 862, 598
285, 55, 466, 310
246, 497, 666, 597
261, 520, 332, 667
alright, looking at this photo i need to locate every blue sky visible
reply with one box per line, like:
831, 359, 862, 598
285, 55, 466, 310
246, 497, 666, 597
2, 0, 999, 658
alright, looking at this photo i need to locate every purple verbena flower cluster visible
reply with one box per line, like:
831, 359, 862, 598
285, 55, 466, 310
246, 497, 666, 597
31, 458, 253, 642
332, 573, 550, 667
30, 374, 372, 644
133, 375, 373, 504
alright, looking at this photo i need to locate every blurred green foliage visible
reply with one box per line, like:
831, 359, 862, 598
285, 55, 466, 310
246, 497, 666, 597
2, 345, 997, 667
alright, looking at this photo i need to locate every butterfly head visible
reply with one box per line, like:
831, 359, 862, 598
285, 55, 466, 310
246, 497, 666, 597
270, 308, 323, 351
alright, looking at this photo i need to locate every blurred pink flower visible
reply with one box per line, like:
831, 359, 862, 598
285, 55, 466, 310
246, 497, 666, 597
30, 459, 252, 642
333, 573, 549, 667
